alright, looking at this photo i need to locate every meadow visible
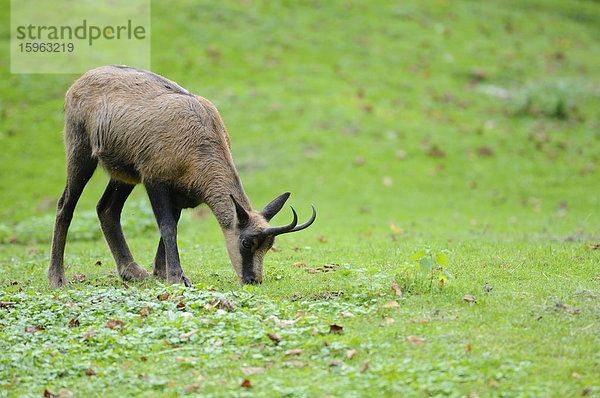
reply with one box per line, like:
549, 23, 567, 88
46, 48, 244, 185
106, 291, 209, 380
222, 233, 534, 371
1, 0, 599, 396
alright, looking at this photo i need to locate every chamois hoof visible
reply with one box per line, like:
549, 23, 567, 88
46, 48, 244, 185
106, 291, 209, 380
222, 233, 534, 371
167, 273, 192, 287
120, 262, 150, 281
47, 270, 69, 289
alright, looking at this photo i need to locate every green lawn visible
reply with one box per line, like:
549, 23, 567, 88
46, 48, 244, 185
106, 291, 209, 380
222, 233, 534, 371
1, 0, 599, 397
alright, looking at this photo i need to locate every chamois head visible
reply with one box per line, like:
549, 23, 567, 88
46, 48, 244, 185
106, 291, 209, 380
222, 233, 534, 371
223, 192, 316, 285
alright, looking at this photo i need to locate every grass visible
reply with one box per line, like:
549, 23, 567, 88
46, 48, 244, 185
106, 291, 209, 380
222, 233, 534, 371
1, 0, 600, 396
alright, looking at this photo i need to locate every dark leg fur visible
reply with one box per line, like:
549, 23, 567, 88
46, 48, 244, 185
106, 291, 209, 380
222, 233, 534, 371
97, 179, 149, 281
48, 143, 97, 288
152, 207, 181, 280
145, 182, 191, 286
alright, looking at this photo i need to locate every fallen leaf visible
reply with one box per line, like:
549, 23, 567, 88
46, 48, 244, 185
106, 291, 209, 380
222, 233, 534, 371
572, 372, 581, 379
266, 332, 282, 344
329, 359, 343, 368
57, 388, 73, 397
269, 246, 282, 252
477, 146, 494, 157
176, 301, 186, 310
72, 273, 86, 282
95, 260, 102, 266
284, 348, 303, 356
179, 330, 198, 339
382, 176, 393, 186
183, 384, 201, 393
176, 357, 197, 363
318, 235, 328, 243
68, 318, 80, 328
157, 293, 172, 301
292, 360, 306, 367
359, 361, 370, 373
390, 282, 403, 297
589, 244, 600, 250
292, 262, 307, 268
0, 301, 15, 308
581, 386, 591, 396
407, 335, 426, 345
241, 367, 265, 376
340, 311, 355, 319
384, 317, 395, 324
347, 349, 357, 359
25, 325, 44, 334
462, 295, 477, 303
104, 319, 125, 329
383, 301, 400, 308
85, 369, 96, 376
466, 344, 472, 353
231, 353, 243, 360
311, 326, 319, 335
240, 379, 252, 388
329, 324, 344, 334
122, 281, 130, 289
44, 389, 58, 398
120, 361, 131, 369
293, 310, 307, 320
437, 278, 444, 288
389, 223, 403, 234
81, 327, 97, 340
140, 306, 150, 317
427, 144, 446, 158
204, 297, 237, 311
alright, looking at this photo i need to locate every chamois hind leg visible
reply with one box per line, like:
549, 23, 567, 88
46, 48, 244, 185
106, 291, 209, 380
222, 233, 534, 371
152, 207, 181, 280
145, 182, 191, 286
97, 179, 149, 282
48, 142, 97, 288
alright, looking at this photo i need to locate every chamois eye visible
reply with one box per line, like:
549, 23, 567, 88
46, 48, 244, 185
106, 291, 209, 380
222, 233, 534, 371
241, 239, 251, 249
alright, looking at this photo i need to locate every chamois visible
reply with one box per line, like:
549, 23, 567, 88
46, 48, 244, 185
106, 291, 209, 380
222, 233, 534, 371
48, 65, 316, 288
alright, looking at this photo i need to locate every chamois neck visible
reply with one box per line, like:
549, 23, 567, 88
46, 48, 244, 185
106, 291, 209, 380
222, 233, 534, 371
202, 173, 252, 230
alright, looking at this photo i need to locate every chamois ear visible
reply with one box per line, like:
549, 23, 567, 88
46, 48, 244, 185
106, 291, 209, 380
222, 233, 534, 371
230, 195, 249, 229
260, 192, 291, 222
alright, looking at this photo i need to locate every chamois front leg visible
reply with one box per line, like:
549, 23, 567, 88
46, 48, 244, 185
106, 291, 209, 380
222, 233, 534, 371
152, 207, 181, 280
145, 182, 191, 286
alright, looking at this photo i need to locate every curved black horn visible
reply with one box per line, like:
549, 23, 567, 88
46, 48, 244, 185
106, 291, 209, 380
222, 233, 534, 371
290, 204, 316, 232
261, 206, 298, 237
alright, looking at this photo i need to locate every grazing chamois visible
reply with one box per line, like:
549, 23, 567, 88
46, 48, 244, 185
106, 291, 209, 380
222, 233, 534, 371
48, 65, 316, 288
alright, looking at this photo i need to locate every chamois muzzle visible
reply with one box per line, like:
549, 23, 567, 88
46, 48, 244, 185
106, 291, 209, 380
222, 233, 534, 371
261, 205, 317, 238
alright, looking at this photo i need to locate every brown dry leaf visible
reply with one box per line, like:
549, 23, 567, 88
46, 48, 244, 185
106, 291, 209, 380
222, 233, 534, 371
329, 359, 343, 368
437, 278, 445, 288
120, 361, 131, 369
359, 361, 370, 374
477, 146, 494, 157
179, 330, 198, 339
25, 325, 44, 334
389, 223, 403, 235
266, 332, 282, 344
240, 379, 252, 388
176, 301, 186, 310
306, 268, 320, 274
204, 297, 237, 311
231, 353, 243, 360
383, 301, 400, 308
0, 301, 15, 308
157, 293, 172, 301
122, 281, 130, 289
95, 260, 102, 266
81, 326, 97, 340
27, 247, 38, 256
407, 335, 426, 345
346, 349, 358, 359
68, 318, 80, 328
581, 386, 591, 396
329, 324, 344, 334
384, 317, 395, 325
57, 388, 73, 397
72, 274, 86, 282
466, 344, 472, 353
311, 326, 319, 335
318, 235, 328, 243
241, 367, 265, 376
183, 384, 201, 393
44, 389, 58, 398
284, 348, 303, 356
462, 295, 477, 303
592, 277, 600, 281
214, 339, 224, 347
293, 310, 307, 320
292, 360, 306, 368
175, 357, 197, 363
104, 319, 125, 329
382, 176, 393, 186
340, 311, 355, 319
572, 372, 581, 379
390, 282, 403, 297
589, 244, 600, 250
269, 246, 282, 252
292, 262, 307, 268
140, 306, 150, 317
427, 144, 446, 158
85, 369, 96, 376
